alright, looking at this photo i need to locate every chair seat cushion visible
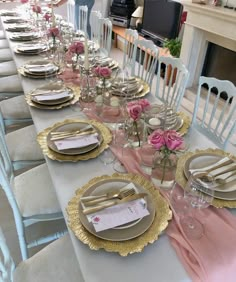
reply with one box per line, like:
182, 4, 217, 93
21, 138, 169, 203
0, 61, 17, 76
0, 39, 9, 49
0, 74, 23, 93
13, 163, 61, 217
5, 124, 44, 161
0, 95, 31, 119
0, 30, 5, 39
0, 48, 12, 62
14, 235, 84, 282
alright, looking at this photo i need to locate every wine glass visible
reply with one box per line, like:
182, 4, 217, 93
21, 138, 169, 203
180, 171, 215, 240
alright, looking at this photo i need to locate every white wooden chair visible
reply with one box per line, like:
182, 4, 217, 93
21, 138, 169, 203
0, 136, 66, 261
0, 229, 84, 282
0, 61, 18, 77
155, 56, 189, 111
192, 76, 236, 149
131, 39, 159, 89
0, 124, 44, 171
0, 39, 9, 48
0, 48, 12, 62
90, 10, 102, 46
78, 5, 88, 35
67, 0, 75, 27
122, 28, 139, 70
0, 30, 5, 39
99, 18, 112, 57
0, 75, 24, 101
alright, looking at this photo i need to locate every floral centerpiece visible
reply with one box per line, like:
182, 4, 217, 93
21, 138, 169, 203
148, 129, 184, 187
44, 13, 51, 22
94, 66, 112, 103
68, 41, 84, 71
126, 99, 150, 147
47, 27, 60, 50
20, 0, 28, 3
32, 5, 42, 17
94, 66, 112, 85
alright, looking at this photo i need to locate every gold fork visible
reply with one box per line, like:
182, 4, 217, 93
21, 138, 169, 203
50, 129, 96, 141
82, 188, 136, 207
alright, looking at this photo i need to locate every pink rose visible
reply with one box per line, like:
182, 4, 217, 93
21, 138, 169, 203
49, 27, 60, 37
69, 41, 84, 54
93, 66, 101, 76
32, 5, 41, 13
44, 13, 51, 22
99, 67, 112, 78
127, 104, 142, 121
164, 130, 184, 150
138, 99, 150, 111
21, 0, 28, 3
148, 129, 165, 150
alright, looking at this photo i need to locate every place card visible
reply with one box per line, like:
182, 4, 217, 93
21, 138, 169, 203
54, 133, 99, 150
87, 198, 150, 232
34, 91, 70, 101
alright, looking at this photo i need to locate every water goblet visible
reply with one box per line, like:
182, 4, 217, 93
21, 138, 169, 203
180, 171, 215, 239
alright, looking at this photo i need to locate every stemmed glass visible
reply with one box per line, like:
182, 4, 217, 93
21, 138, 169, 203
170, 171, 215, 240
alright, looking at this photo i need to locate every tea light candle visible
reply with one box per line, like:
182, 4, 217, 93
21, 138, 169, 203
110, 97, 119, 107
149, 117, 161, 126
84, 34, 89, 70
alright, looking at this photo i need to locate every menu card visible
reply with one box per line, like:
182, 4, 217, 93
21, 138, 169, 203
84, 183, 150, 232
54, 133, 99, 150
34, 91, 70, 101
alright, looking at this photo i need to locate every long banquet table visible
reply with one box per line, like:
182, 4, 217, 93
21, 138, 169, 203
2, 15, 236, 282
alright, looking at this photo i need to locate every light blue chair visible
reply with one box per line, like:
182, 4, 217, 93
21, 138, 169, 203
192, 76, 236, 150
99, 18, 112, 57
0, 137, 67, 260
131, 39, 159, 90
0, 124, 44, 171
78, 5, 88, 35
155, 56, 189, 111
122, 28, 139, 70
0, 229, 84, 281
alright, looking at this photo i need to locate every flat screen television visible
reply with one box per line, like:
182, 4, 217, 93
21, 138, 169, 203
141, 0, 183, 44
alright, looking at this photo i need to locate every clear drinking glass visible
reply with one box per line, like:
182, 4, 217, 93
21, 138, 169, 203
180, 171, 215, 239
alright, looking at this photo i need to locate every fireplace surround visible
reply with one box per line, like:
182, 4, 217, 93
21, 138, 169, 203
180, 2, 236, 88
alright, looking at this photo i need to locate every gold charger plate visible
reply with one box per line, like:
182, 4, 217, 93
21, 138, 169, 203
175, 148, 236, 208
26, 84, 80, 110
78, 178, 156, 241
184, 152, 236, 200
67, 173, 172, 256
18, 67, 58, 79
37, 119, 112, 162
47, 122, 103, 156
177, 112, 191, 136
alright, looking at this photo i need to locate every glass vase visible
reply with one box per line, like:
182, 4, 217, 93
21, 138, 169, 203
151, 151, 177, 189
125, 118, 145, 148
80, 69, 97, 110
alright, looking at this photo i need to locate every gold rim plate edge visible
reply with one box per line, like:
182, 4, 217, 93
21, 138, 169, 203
37, 119, 112, 162
175, 148, 236, 208
67, 173, 172, 256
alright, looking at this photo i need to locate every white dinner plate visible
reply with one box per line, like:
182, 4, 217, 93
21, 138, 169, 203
184, 153, 236, 200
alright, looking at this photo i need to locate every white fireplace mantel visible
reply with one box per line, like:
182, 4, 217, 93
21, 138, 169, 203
180, 2, 236, 87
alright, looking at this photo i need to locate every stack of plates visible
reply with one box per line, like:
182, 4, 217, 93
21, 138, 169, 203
111, 77, 144, 98
19, 60, 59, 78
10, 32, 40, 41
184, 153, 236, 201
6, 24, 32, 32
3, 17, 25, 24
29, 83, 74, 108
15, 43, 47, 55
0, 11, 19, 17
47, 122, 103, 156
78, 178, 156, 241
145, 105, 184, 133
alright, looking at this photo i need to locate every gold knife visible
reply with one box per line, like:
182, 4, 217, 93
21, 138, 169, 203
82, 193, 147, 215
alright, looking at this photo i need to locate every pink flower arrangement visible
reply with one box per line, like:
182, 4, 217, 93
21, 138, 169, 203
68, 41, 84, 55
94, 66, 112, 78
148, 129, 183, 151
20, 0, 28, 3
148, 129, 184, 183
48, 27, 60, 38
127, 99, 150, 121
44, 13, 51, 22
32, 5, 41, 14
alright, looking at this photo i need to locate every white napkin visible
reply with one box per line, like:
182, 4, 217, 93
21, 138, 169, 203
34, 91, 70, 101
26, 64, 55, 73
54, 133, 99, 150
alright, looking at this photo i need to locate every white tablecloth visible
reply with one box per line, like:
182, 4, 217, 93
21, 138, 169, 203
2, 15, 236, 282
